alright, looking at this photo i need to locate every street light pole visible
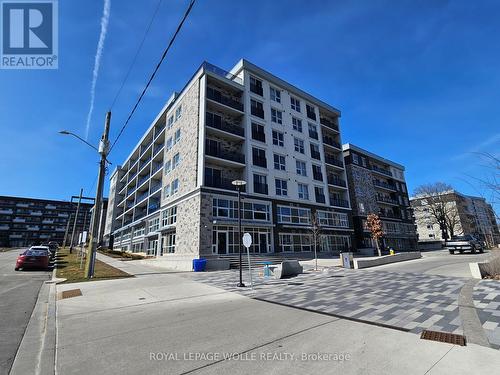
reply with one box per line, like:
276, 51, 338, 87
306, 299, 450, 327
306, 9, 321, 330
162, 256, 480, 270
232, 179, 246, 287
84, 111, 111, 279
69, 188, 83, 254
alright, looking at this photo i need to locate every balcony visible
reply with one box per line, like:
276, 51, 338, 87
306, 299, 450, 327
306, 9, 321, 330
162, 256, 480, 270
254, 182, 268, 195
153, 142, 164, 156
379, 211, 401, 219
330, 197, 350, 208
135, 210, 147, 221
155, 123, 166, 138
13, 218, 26, 223
203, 62, 243, 85
141, 138, 154, 154
320, 118, 339, 132
373, 180, 397, 191
323, 136, 341, 149
137, 174, 150, 188
376, 195, 399, 205
152, 162, 163, 175
327, 175, 347, 188
206, 87, 243, 112
148, 201, 160, 214
206, 145, 245, 165
150, 181, 162, 194
206, 112, 244, 137
0, 209, 13, 214
45, 204, 57, 209
205, 177, 245, 192
127, 186, 137, 197
139, 157, 152, 171
31, 211, 43, 216
251, 106, 264, 119
126, 200, 135, 209
136, 191, 149, 204
372, 165, 392, 177
325, 155, 344, 168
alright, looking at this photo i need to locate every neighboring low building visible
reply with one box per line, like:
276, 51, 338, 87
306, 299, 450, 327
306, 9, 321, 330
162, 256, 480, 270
104, 59, 354, 268
411, 191, 500, 247
342, 144, 418, 251
0, 195, 93, 247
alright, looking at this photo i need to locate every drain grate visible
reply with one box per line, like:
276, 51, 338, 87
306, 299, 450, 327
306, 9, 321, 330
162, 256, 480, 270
60, 289, 82, 299
420, 330, 466, 346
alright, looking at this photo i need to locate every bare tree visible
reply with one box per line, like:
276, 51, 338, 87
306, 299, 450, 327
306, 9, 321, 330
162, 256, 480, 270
366, 213, 384, 256
413, 182, 459, 240
309, 211, 322, 271
468, 152, 500, 222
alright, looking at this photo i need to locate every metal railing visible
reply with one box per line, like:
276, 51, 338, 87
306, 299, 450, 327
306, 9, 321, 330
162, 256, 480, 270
205, 177, 245, 192
327, 175, 347, 187
372, 165, 392, 177
330, 197, 349, 208
206, 112, 244, 136
206, 145, 245, 164
323, 136, 341, 149
320, 118, 339, 131
206, 87, 244, 111
376, 195, 399, 205
373, 180, 397, 190
203, 62, 243, 85
325, 155, 344, 168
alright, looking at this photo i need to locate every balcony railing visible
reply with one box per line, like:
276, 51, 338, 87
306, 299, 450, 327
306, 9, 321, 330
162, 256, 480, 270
206, 87, 244, 112
205, 177, 245, 192
150, 182, 162, 194
127, 186, 136, 197
148, 202, 160, 214
372, 165, 392, 177
379, 211, 401, 219
155, 123, 166, 137
325, 155, 344, 168
137, 174, 150, 187
320, 118, 339, 132
153, 143, 164, 155
330, 197, 350, 208
206, 145, 245, 164
376, 196, 399, 205
136, 191, 149, 204
203, 62, 243, 85
373, 180, 397, 190
323, 136, 341, 149
206, 112, 244, 136
152, 162, 163, 174
141, 139, 154, 154
126, 200, 135, 209
139, 157, 152, 171
327, 175, 347, 187
251, 106, 264, 119
135, 211, 147, 221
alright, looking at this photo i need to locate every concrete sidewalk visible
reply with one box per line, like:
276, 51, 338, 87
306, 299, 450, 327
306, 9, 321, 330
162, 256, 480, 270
53, 258, 500, 374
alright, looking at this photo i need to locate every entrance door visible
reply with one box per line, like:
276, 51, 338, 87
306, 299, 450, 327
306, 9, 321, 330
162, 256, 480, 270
259, 233, 268, 253
217, 231, 228, 254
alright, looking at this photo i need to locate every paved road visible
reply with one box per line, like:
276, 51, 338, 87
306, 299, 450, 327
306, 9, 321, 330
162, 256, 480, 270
375, 249, 496, 277
0, 249, 50, 375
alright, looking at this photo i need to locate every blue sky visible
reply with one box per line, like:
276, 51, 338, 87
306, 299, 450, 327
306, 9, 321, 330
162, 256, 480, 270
0, 0, 498, 213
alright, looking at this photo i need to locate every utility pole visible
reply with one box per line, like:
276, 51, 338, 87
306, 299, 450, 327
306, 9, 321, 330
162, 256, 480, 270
62, 212, 73, 248
69, 188, 83, 254
85, 111, 111, 279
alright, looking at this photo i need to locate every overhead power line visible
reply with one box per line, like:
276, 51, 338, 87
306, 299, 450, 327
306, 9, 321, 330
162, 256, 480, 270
108, 0, 196, 155
109, 0, 164, 110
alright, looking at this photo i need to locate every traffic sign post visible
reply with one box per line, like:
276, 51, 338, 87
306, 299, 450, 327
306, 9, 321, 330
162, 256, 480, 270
243, 233, 253, 289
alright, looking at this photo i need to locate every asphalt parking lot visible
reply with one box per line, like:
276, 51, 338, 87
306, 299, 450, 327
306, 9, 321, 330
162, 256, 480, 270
0, 249, 51, 375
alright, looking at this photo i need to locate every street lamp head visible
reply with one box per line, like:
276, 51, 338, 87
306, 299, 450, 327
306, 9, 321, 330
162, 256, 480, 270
231, 180, 246, 186
59, 130, 70, 135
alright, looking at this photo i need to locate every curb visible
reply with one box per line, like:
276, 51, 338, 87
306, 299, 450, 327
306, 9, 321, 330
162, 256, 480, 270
9, 278, 57, 375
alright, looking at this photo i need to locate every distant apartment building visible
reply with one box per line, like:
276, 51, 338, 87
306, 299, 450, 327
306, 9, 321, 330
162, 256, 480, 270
104, 59, 353, 268
0, 196, 93, 247
342, 144, 418, 251
411, 191, 499, 246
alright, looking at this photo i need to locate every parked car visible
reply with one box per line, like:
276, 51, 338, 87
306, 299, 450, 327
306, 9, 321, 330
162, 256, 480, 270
15, 247, 50, 271
42, 242, 58, 258
446, 235, 484, 254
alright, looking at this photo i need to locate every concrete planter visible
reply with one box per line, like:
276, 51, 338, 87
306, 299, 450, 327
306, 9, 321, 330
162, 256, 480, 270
353, 252, 422, 269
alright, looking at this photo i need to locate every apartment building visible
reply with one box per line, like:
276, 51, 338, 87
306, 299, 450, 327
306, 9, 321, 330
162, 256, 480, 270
104, 59, 353, 268
411, 191, 499, 246
0, 195, 93, 247
342, 144, 418, 251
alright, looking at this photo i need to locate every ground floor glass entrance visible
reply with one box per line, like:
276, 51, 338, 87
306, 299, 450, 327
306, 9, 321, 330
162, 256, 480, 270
212, 226, 271, 254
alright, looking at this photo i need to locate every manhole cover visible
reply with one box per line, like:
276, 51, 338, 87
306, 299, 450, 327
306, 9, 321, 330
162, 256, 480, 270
420, 330, 466, 346
60, 289, 82, 299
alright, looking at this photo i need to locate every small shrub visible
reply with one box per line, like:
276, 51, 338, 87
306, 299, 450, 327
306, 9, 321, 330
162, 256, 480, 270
483, 255, 500, 278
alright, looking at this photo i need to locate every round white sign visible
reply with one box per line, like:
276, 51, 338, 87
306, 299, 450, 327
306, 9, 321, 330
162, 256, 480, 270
242, 232, 252, 248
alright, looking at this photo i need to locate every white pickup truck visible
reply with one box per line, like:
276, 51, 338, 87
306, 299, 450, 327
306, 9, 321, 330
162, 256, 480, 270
446, 235, 484, 254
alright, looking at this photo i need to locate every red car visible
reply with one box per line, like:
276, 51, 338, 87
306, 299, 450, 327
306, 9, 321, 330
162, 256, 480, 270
15, 247, 50, 271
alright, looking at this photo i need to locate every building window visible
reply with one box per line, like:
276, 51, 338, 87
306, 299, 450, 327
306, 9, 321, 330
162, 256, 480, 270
252, 147, 267, 168
317, 211, 349, 228
320, 235, 351, 252
294, 138, 304, 154
279, 233, 313, 253
212, 198, 270, 221
290, 96, 301, 112
250, 76, 263, 96
164, 160, 172, 175
172, 179, 179, 195
274, 154, 286, 171
310, 143, 321, 160
149, 217, 160, 232
275, 179, 288, 196
312, 164, 323, 181
174, 129, 181, 144
271, 108, 283, 124
250, 99, 264, 119
251, 122, 266, 142
175, 105, 182, 121
161, 206, 177, 227
298, 183, 309, 200
166, 137, 173, 151
270, 87, 281, 103
306, 103, 316, 120
292, 117, 302, 132
358, 202, 365, 214
164, 233, 176, 253
167, 115, 174, 129
272, 130, 284, 147
315, 186, 325, 203
296, 160, 307, 176
308, 123, 318, 140
172, 153, 181, 169
360, 156, 367, 167
352, 153, 359, 164
277, 206, 310, 224
253, 174, 268, 195
164, 184, 171, 198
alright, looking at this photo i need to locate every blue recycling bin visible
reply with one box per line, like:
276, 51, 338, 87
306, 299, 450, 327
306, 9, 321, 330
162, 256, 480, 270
193, 258, 207, 272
